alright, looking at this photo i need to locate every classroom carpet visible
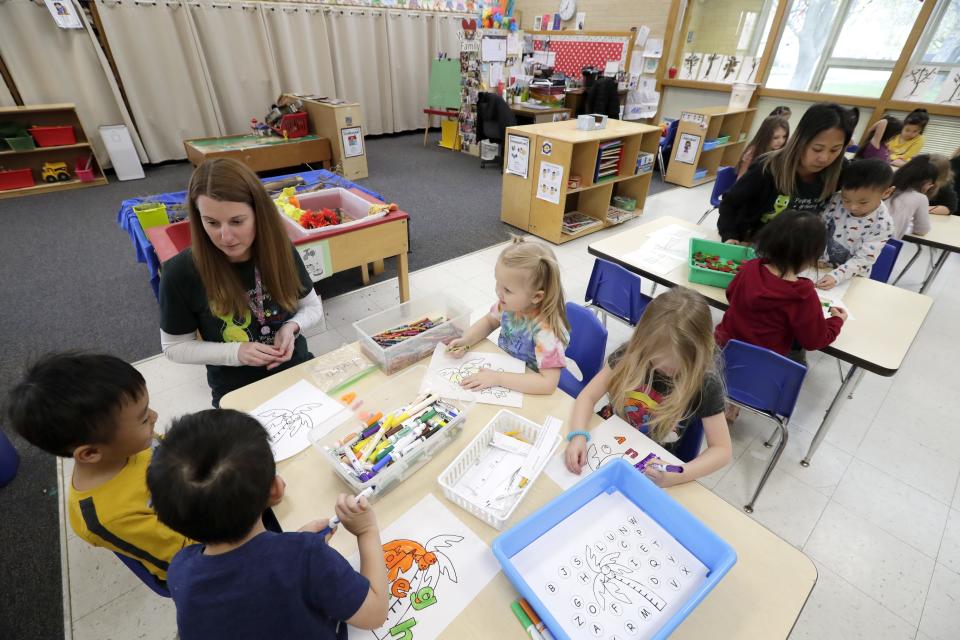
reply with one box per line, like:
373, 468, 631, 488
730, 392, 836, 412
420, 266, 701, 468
0, 130, 674, 638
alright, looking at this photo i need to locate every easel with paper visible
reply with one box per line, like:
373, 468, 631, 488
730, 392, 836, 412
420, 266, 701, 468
427, 59, 462, 150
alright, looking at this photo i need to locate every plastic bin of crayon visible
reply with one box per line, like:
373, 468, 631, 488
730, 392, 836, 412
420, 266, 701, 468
354, 296, 471, 375
310, 366, 474, 497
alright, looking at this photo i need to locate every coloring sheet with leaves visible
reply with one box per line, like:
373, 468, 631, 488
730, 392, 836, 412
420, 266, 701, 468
511, 490, 708, 639
248, 379, 349, 462
423, 343, 524, 408
545, 416, 680, 491
348, 494, 500, 640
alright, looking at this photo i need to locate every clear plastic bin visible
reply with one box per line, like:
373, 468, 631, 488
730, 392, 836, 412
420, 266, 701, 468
280, 188, 388, 238
353, 297, 471, 375
309, 366, 474, 497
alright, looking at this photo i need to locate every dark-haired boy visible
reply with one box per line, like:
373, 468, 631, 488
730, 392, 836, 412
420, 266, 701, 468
4, 353, 190, 583
817, 158, 895, 289
147, 409, 388, 639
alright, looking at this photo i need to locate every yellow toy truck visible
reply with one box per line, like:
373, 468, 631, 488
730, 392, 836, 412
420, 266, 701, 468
41, 161, 70, 183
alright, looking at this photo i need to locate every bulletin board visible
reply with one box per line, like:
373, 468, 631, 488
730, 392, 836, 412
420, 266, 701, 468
529, 30, 636, 79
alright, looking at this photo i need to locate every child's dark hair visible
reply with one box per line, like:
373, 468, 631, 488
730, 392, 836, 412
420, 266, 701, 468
854, 115, 902, 159
755, 210, 827, 275
903, 108, 930, 133
841, 159, 893, 192
892, 154, 939, 193
4, 352, 146, 457
147, 409, 275, 544
770, 105, 791, 117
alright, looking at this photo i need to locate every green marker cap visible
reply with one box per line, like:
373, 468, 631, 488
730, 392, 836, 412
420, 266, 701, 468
511, 601, 533, 629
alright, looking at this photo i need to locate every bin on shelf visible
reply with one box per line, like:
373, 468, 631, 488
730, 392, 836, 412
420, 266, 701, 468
29, 125, 77, 147
0, 168, 34, 191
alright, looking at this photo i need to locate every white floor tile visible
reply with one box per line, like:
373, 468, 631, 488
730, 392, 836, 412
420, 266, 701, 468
306, 326, 352, 358
66, 537, 141, 621
805, 501, 936, 626
322, 288, 387, 328
831, 459, 950, 558
740, 422, 853, 497
72, 583, 177, 640
150, 378, 217, 432
790, 561, 917, 640
855, 425, 960, 505
917, 563, 960, 640
936, 508, 960, 575
134, 354, 206, 393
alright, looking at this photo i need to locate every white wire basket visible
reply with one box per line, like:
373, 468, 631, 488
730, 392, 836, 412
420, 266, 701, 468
438, 410, 562, 530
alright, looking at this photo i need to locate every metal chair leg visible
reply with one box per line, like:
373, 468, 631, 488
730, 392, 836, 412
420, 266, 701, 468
696, 206, 715, 225
745, 418, 789, 513
650, 283, 658, 297
892, 244, 922, 285
657, 148, 666, 181
836, 359, 844, 383
763, 425, 780, 448
846, 368, 867, 399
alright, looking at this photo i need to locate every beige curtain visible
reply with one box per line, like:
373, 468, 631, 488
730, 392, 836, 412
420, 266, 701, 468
261, 3, 336, 98
434, 13, 463, 60
0, 0, 145, 165
325, 6, 394, 135
0, 76, 14, 107
93, 0, 221, 162
386, 10, 434, 132
188, 1, 280, 136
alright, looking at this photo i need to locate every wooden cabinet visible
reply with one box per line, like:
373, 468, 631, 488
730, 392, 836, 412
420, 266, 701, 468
296, 98, 368, 180
665, 106, 756, 188
500, 119, 660, 244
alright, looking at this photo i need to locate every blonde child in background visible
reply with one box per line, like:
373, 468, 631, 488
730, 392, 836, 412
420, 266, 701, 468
888, 108, 928, 167
927, 154, 957, 216
447, 237, 569, 395
563, 288, 732, 488
817, 159, 895, 289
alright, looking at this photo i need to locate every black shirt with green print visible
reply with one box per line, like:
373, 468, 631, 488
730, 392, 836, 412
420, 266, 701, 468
159, 246, 314, 403
717, 158, 827, 242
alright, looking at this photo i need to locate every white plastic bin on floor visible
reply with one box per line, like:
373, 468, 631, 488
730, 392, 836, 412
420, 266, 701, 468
728, 83, 757, 110
99, 125, 144, 181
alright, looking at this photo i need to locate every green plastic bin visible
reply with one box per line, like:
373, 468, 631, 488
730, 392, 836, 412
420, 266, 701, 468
133, 203, 169, 230
4, 136, 36, 151
688, 238, 755, 289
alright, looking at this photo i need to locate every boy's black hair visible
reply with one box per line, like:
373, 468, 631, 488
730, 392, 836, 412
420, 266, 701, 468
904, 108, 930, 133
892, 154, 939, 193
769, 105, 791, 117
4, 352, 146, 457
147, 410, 275, 544
755, 210, 827, 276
841, 159, 894, 191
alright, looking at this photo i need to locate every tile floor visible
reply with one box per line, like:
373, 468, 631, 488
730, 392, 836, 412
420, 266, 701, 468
57, 182, 960, 639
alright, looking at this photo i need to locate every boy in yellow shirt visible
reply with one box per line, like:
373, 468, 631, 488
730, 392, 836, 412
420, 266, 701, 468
888, 108, 929, 167
5, 353, 189, 584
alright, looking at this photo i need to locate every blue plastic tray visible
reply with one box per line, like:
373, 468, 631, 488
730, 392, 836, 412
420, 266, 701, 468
492, 460, 736, 640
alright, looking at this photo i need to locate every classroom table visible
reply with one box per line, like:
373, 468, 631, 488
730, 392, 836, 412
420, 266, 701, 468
588, 216, 933, 466
183, 134, 332, 173
116, 169, 388, 299
899, 214, 960, 294
221, 341, 818, 639
510, 103, 572, 124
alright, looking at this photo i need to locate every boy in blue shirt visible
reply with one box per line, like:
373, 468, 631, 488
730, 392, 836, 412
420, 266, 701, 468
147, 409, 388, 639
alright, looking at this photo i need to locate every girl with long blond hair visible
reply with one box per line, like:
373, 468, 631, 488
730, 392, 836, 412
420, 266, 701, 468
564, 288, 732, 487
159, 158, 325, 406
447, 237, 569, 394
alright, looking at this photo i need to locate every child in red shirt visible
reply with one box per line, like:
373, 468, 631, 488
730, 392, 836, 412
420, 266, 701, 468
715, 210, 847, 363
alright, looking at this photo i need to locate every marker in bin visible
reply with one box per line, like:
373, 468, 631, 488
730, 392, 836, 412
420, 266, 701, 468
319, 487, 375, 537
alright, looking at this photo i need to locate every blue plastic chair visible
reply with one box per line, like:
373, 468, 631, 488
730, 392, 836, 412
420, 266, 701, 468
869, 238, 903, 283
657, 119, 679, 180
696, 166, 738, 225
560, 302, 608, 398
722, 340, 807, 513
673, 417, 705, 464
0, 429, 20, 488
584, 259, 653, 327
114, 552, 171, 597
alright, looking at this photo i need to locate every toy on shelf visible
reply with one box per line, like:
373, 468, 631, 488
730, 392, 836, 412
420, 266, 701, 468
41, 161, 70, 183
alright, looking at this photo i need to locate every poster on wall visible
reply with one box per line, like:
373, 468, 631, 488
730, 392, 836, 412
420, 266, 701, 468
536, 161, 564, 204
340, 127, 365, 158
45, 0, 83, 28
675, 133, 701, 165
937, 69, 960, 104
680, 53, 703, 80
506, 134, 530, 179
893, 65, 941, 101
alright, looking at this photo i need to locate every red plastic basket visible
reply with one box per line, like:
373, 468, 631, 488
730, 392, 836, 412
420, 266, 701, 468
0, 168, 34, 191
29, 125, 77, 147
75, 155, 96, 182
269, 112, 308, 139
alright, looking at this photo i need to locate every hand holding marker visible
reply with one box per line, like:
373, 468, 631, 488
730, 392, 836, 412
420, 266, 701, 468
319, 486, 375, 537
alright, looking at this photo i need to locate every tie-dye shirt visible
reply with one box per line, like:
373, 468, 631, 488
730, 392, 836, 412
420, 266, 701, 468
490, 303, 567, 372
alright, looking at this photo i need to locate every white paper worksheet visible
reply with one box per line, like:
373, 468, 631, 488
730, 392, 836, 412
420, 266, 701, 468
423, 343, 525, 408
248, 379, 350, 462
618, 224, 707, 276
511, 490, 708, 639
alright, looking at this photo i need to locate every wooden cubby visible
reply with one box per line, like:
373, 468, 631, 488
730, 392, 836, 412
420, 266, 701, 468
500, 119, 661, 244
0, 103, 107, 200
665, 106, 756, 188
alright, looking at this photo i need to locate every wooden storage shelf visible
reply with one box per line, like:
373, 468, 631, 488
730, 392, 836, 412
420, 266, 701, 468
665, 106, 756, 188
500, 120, 660, 244
0, 103, 106, 199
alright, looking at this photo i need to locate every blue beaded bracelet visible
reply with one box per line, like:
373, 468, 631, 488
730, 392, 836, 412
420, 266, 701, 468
566, 430, 591, 442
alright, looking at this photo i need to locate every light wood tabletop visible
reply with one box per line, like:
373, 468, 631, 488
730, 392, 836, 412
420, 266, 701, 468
588, 216, 933, 376
905, 214, 960, 252
221, 341, 817, 640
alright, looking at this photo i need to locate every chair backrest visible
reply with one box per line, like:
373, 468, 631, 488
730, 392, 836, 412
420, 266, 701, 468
584, 259, 652, 325
559, 302, 608, 397
659, 119, 679, 149
710, 166, 739, 207
869, 238, 903, 283
114, 552, 171, 597
722, 340, 807, 418
673, 417, 705, 463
